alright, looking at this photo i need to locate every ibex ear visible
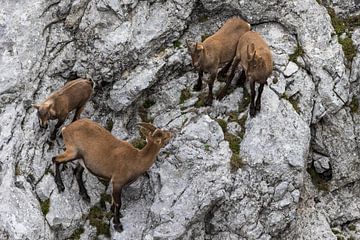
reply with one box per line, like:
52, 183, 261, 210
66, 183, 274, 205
32, 104, 40, 109
196, 43, 204, 51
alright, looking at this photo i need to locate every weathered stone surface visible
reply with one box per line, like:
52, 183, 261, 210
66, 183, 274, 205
0, 0, 359, 239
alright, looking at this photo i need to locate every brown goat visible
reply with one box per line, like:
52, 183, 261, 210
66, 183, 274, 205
187, 16, 251, 105
52, 119, 172, 232
223, 31, 273, 117
32, 78, 94, 140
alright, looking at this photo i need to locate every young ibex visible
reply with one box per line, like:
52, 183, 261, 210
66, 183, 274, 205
187, 16, 251, 105
52, 119, 172, 232
32, 78, 94, 140
223, 31, 273, 117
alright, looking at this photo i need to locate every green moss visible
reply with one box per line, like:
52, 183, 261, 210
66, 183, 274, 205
326, 7, 358, 65
67, 227, 84, 240
327, 7, 347, 35
339, 36, 357, 66
173, 40, 181, 49
230, 154, 245, 172
199, 15, 209, 23
216, 119, 227, 132
349, 96, 359, 113
88, 205, 110, 237
306, 166, 330, 192
143, 99, 155, 109
237, 115, 248, 140
282, 94, 301, 114
348, 224, 356, 231
289, 42, 305, 63
238, 87, 251, 113
105, 118, 114, 132
332, 228, 341, 235
179, 88, 191, 104
40, 198, 50, 216
204, 144, 210, 152
15, 164, 21, 176
100, 193, 112, 209
224, 132, 240, 155
130, 138, 147, 150
194, 93, 207, 108
228, 111, 239, 122
336, 235, 345, 240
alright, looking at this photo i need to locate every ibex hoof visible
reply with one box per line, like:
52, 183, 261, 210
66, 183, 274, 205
114, 223, 123, 232
249, 108, 256, 118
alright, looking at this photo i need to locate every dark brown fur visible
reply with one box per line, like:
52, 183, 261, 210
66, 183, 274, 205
32, 78, 93, 140
52, 119, 172, 232
187, 17, 251, 105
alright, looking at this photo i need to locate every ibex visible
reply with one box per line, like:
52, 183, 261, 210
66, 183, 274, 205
52, 119, 172, 232
187, 16, 251, 105
221, 31, 273, 117
32, 78, 94, 140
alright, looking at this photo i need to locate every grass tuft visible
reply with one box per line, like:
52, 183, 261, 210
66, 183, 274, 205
349, 96, 359, 113
179, 88, 191, 104
88, 205, 111, 237
40, 198, 50, 216
67, 227, 84, 240
289, 42, 305, 64
130, 138, 147, 150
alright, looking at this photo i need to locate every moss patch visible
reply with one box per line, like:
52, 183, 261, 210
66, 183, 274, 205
173, 40, 181, 49
179, 88, 191, 104
204, 144, 210, 152
348, 224, 357, 231
306, 165, 330, 192
289, 42, 305, 64
130, 138, 147, 150
230, 154, 245, 172
194, 92, 207, 108
282, 93, 301, 114
199, 15, 209, 23
40, 198, 50, 216
88, 205, 111, 237
100, 193, 112, 209
349, 96, 359, 113
327, 7, 358, 66
67, 227, 84, 240
216, 119, 227, 132
225, 132, 240, 155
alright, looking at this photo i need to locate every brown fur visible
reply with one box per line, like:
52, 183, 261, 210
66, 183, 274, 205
223, 31, 273, 117
52, 119, 172, 232
32, 78, 93, 140
187, 17, 251, 105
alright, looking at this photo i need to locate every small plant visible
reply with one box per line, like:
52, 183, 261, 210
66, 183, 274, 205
230, 154, 245, 172
204, 144, 210, 152
348, 224, 356, 231
339, 36, 356, 66
216, 119, 227, 132
199, 15, 209, 23
225, 132, 240, 155
194, 93, 207, 108
179, 88, 191, 104
282, 93, 301, 114
40, 198, 50, 215
100, 193, 112, 209
88, 205, 111, 237
67, 227, 84, 240
201, 34, 210, 42
289, 42, 305, 64
173, 40, 181, 49
349, 96, 359, 113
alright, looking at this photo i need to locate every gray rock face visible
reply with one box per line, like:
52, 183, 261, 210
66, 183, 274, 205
0, 0, 359, 239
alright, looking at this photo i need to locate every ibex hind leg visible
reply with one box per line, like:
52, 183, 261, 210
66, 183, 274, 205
74, 164, 90, 202
255, 83, 265, 114
112, 182, 124, 232
72, 105, 85, 122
